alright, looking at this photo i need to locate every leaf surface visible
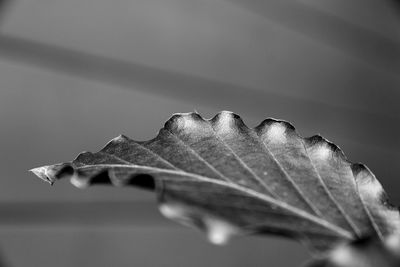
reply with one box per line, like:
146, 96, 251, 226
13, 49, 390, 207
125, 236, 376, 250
31, 111, 400, 252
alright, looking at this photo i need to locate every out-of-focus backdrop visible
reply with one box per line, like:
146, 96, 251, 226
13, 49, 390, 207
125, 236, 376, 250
0, 0, 399, 266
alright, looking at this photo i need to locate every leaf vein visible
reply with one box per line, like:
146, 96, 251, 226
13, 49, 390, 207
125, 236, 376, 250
300, 139, 362, 237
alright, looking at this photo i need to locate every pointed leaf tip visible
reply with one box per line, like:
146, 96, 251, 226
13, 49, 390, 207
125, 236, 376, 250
30, 163, 75, 185
30, 166, 55, 185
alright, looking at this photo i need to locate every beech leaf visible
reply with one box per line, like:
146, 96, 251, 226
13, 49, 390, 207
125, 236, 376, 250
31, 111, 400, 253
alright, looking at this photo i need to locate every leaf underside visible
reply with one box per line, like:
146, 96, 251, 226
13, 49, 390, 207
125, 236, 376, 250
31, 111, 400, 254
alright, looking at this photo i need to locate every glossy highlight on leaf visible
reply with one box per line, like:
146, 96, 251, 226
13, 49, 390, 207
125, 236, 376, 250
30, 111, 400, 253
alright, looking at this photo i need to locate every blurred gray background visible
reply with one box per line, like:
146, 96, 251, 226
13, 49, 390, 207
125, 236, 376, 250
0, 0, 399, 266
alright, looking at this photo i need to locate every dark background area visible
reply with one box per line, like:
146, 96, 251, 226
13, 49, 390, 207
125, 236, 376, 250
0, 0, 399, 266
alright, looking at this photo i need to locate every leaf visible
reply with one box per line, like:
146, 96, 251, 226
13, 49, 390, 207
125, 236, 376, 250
31, 111, 400, 253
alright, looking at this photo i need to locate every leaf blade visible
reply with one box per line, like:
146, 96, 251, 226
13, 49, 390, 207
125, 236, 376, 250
31, 111, 399, 253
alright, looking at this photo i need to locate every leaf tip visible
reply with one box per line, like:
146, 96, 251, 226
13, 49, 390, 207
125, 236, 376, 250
30, 163, 74, 185
29, 166, 56, 185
